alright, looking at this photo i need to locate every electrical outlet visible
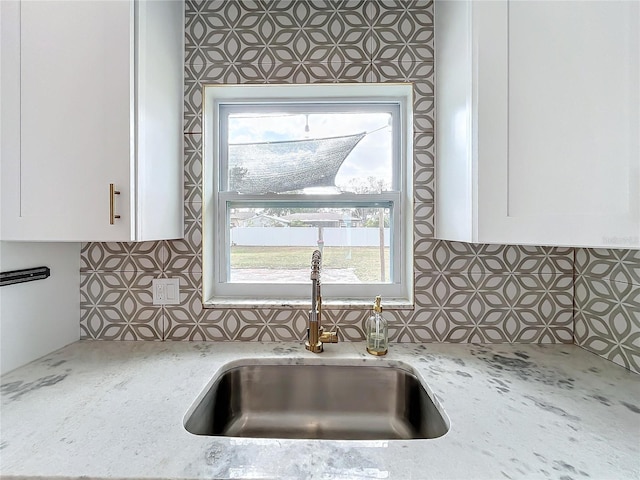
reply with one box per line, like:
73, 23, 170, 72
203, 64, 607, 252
152, 278, 180, 305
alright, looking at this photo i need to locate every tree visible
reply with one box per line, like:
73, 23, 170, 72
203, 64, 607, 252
342, 176, 390, 195
338, 177, 391, 226
262, 207, 306, 217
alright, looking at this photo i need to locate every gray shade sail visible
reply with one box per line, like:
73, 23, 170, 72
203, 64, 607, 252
228, 132, 366, 194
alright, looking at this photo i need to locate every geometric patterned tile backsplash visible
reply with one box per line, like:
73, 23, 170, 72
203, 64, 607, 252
574, 249, 640, 373
81, 240, 576, 344
79, 0, 639, 374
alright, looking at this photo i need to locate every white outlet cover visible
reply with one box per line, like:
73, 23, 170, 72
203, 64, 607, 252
152, 278, 180, 305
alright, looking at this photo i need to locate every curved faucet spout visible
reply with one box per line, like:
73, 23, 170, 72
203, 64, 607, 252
310, 249, 321, 317
311, 250, 322, 280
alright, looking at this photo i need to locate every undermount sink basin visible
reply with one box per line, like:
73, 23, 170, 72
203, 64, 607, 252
184, 362, 449, 440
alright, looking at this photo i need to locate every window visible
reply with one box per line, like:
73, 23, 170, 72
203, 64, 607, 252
203, 84, 413, 306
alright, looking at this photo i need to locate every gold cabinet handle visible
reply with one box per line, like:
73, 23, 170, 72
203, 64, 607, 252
109, 183, 121, 225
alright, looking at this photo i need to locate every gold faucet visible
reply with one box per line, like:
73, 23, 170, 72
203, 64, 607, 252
305, 249, 339, 353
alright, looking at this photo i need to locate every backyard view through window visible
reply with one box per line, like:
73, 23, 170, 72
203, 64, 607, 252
205, 84, 412, 301
230, 206, 391, 284
223, 108, 395, 285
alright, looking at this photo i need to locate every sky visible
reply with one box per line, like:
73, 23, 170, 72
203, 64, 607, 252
227, 111, 393, 192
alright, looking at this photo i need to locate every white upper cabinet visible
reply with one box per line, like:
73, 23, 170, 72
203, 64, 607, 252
0, 0, 184, 242
435, 0, 639, 249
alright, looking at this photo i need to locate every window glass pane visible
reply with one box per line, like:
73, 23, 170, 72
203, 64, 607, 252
226, 111, 393, 194
229, 206, 391, 284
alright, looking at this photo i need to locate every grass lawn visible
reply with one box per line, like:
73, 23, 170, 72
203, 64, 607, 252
231, 246, 390, 282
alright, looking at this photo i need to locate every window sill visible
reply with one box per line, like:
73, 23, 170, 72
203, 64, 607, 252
203, 297, 414, 310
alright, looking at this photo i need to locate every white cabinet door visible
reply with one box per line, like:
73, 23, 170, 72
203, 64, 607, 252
3, 0, 132, 241
435, 0, 640, 248
1, 0, 184, 242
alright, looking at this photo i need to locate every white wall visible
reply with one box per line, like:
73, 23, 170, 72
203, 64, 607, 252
0, 241, 80, 375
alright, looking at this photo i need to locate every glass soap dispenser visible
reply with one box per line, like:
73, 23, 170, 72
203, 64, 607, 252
366, 296, 388, 356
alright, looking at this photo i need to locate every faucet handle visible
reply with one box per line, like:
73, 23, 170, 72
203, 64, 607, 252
319, 326, 339, 344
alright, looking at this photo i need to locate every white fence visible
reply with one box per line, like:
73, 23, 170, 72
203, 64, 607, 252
231, 227, 390, 247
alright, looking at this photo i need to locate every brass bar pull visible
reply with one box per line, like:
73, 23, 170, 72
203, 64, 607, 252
109, 183, 121, 225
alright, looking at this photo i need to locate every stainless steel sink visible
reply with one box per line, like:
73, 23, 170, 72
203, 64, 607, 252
184, 362, 449, 440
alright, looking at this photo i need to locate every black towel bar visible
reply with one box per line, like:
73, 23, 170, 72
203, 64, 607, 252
0, 266, 51, 287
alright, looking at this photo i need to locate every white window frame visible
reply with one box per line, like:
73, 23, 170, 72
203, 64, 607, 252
202, 83, 413, 308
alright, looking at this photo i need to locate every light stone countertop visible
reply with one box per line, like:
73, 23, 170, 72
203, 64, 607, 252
1, 341, 639, 480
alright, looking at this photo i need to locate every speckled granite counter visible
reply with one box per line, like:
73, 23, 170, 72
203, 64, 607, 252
1, 341, 638, 480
